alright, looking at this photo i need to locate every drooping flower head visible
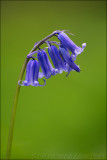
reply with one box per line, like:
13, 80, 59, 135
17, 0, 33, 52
19, 30, 86, 87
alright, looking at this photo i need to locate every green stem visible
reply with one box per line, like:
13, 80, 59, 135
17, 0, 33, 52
6, 57, 29, 159
6, 31, 57, 159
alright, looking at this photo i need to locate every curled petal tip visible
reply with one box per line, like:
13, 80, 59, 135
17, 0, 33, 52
18, 80, 23, 86
32, 79, 46, 87
38, 72, 44, 79
32, 81, 39, 86
39, 79, 46, 87
18, 80, 30, 86
74, 43, 86, 56
82, 43, 86, 48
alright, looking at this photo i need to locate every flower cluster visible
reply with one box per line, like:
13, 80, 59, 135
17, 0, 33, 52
19, 30, 86, 86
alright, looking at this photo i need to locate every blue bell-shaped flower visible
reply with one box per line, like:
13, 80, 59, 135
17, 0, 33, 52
48, 44, 68, 73
37, 50, 58, 79
18, 59, 46, 86
59, 44, 80, 72
57, 31, 86, 56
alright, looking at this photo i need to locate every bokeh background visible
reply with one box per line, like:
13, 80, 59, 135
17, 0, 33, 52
1, 1, 106, 159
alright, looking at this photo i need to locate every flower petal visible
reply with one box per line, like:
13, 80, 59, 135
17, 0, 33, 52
37, 50, 51, 79
18, 60, 33, 86
48, 44, 66, 73
59, 47, 80, 72
42, 50, 57, 76
38, 72, 44, 78
58, 31, 86, 55
33, 79, 46, 87
30, 60, 40, 86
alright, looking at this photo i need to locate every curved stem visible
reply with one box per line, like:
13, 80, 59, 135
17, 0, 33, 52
27, 32, 57, 58
6, 31, 57, 159
6, 57, 29, 159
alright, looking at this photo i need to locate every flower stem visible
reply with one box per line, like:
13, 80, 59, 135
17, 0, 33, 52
6, 31, 56, 159
6, 57, 29, 159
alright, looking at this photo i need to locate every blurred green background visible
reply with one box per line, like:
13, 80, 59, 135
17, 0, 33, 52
1, 1, 106, 159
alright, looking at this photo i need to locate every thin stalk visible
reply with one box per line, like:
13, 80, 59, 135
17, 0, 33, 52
6, 31, 57, 159
6, 57, 29, 159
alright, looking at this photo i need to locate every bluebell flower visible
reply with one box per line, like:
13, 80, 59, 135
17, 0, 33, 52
37, 49, 58, 79
59, 44, 80, 72
18, 59, 46, 86
47, 43, 68, 73
59, 44, 70, 62
57, 31, 86, 56
19, 30, 86, 87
